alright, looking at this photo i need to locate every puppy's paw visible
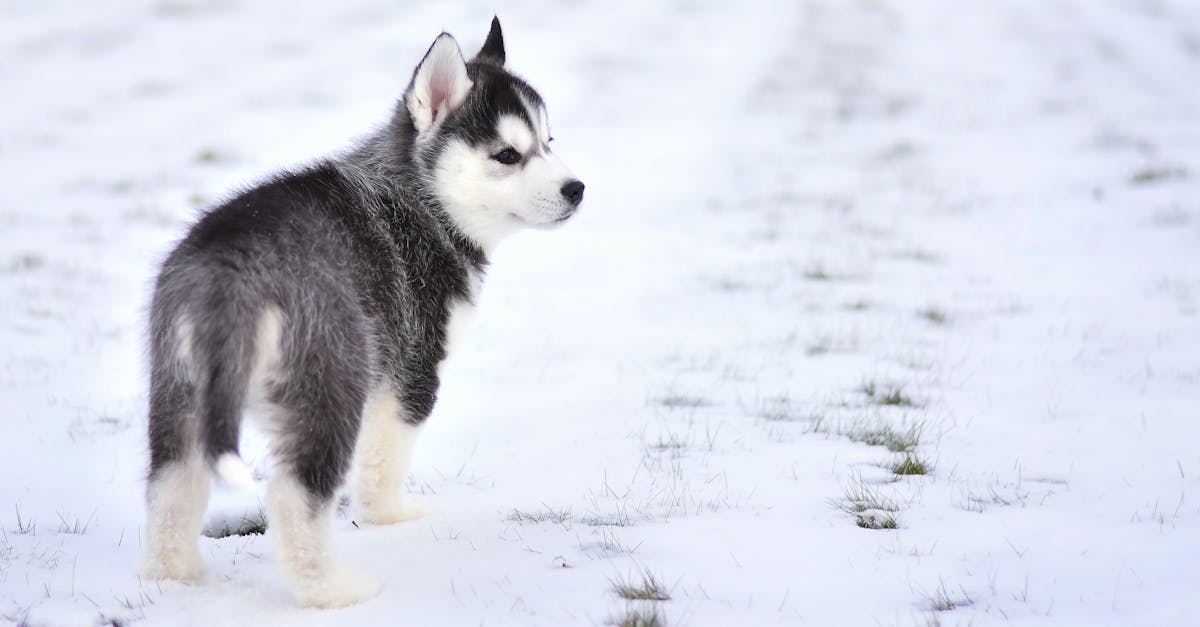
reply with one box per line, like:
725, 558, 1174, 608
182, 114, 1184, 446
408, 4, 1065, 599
357, 494, 431, 525
295, 568, 381, 609
138, 547, 205, 582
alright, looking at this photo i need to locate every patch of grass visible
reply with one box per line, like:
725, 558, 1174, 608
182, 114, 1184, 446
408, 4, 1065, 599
803, 265, 833, 281
655, 395, 710, 409
892, 351, 936, 371
14, 504, 36, 535
808, 414, 923, 452
203, 508, 268, 538
917, 307, 948, 324
193, 148, 226, 164
107, 179, 135, 194
843, 300, 872, 311
804, 414, 828, 435
962, 485, 1027, 512
507, 504, 572, 528
1130, 166, 1187, 185
612, 569, 671, 601
56, 509, 95, 535
583, 511, 632, 527
859, 512, 899, 529
649, 431, 690, 454
836, 481, 899, 514
879, 141, 917, 161
891, 453, 932, 476
834, 478, 901, 529
757, 395, 798, 422
609, 605, 666, 627
860, 380, 919, 407
924, 580, 973, 612
893, 249, 943, 264
3, 253, 45, 274
804, 332, 862, 356
0, 532, 13, 569
707, 277, 750, 292
848, 420, 923, 453
113, 581, 160, 622
597, 528, 642, 555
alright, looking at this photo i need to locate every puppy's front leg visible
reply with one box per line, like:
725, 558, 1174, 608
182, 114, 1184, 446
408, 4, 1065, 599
353, 388, 430, 524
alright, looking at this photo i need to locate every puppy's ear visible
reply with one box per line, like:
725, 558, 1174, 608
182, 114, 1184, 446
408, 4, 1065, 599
406, 33, 472, 134
474, 16, 505, 66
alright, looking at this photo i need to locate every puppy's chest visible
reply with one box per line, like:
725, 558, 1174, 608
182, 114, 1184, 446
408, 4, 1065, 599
442, 297, 476, 361
439, 272, 481, 365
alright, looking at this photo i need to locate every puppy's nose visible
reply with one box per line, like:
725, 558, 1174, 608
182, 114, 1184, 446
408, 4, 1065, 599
560, 180, 585, 206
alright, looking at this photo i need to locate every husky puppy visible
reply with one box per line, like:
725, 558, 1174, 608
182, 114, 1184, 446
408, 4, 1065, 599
138, 18, 583, 608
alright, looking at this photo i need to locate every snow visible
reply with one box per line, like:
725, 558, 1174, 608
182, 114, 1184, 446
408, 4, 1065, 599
2, 0, 1199, 624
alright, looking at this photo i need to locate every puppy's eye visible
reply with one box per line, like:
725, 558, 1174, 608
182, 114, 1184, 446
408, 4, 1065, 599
491, 147, 522, 165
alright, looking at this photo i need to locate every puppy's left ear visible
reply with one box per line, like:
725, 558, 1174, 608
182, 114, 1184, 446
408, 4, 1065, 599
474, 16, 505, 66
406, 33, 473, 134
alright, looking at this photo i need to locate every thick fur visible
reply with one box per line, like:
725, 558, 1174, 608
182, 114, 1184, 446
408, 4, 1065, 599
139, 17, 582, 608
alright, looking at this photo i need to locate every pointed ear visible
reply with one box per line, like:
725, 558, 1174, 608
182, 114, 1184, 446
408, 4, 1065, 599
474, 16, 505, 66
406, 33, 473, 134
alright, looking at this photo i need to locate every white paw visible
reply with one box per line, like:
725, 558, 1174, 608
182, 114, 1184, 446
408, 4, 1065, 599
357, 494, 431, 525
294, 569, 381, 609
138, 547, 205, 582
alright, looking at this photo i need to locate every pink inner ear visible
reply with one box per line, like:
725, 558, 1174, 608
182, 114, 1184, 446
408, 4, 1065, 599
428, 68, 453, 124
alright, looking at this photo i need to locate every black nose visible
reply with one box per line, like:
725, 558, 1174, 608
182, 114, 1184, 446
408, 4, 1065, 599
561, 180, 585, 206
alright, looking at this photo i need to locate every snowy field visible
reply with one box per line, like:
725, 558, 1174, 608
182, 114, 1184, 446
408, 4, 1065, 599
3, 0, 1199, 624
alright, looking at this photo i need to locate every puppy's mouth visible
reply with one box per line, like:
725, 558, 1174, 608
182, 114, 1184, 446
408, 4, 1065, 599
509, 208, 578, 228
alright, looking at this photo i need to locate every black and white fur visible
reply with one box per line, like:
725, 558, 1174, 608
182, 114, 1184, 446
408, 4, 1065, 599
138, 18, 583, 608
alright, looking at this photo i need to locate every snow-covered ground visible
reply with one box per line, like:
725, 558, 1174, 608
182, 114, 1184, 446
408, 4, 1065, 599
3, 0, 1199, 624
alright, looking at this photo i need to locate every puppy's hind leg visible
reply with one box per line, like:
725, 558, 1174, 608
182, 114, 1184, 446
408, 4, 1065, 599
141, 450, 210, 581
267, 389, 379, 608
267, 471, 380, 608
353, 389, 430, 525
140, 356, 210, 582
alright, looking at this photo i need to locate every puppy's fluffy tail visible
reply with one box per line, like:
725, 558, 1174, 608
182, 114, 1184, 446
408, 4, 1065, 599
193, 291, 260, 489
214, 452, 255, 488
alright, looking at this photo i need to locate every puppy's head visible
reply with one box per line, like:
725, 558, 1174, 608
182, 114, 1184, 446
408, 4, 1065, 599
405, 18, 584, 251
